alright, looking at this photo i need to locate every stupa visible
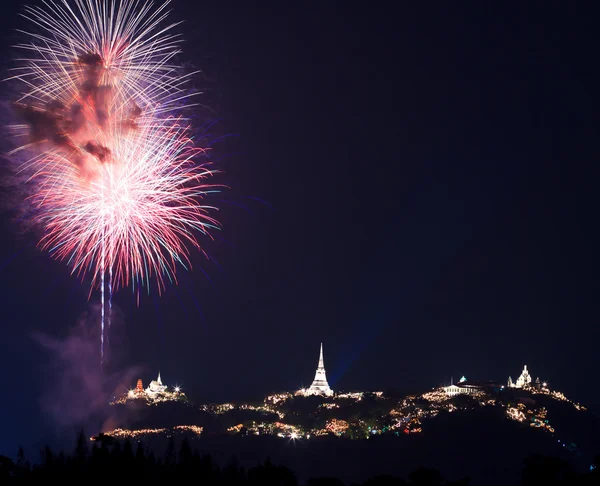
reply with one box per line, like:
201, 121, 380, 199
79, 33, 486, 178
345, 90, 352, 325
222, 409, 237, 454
303, 343, 333, 397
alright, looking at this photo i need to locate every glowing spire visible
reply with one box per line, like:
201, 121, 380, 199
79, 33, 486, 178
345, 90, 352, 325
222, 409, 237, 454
157, 371, 162, 385
304, 343, 333, 397
318, 343, 325, 369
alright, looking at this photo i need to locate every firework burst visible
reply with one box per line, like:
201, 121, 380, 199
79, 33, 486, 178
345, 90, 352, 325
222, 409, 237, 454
4, 0, 224, 365
11, 0, 193, 118
28, 113, 221, 295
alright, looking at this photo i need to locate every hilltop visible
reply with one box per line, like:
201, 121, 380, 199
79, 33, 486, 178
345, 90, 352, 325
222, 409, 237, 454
92, 373, 598, 485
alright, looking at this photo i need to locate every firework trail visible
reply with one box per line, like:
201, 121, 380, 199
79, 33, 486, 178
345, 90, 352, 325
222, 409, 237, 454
6, 0, 222, 364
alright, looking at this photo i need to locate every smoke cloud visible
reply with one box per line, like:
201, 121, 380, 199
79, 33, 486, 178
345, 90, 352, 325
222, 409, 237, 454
83, 141, 111, 163
32, 302, 145, 442
13, 103, 67, 146
10, 49, 140, 177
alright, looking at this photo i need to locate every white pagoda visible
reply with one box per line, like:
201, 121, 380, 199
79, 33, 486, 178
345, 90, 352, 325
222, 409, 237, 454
301, 343, 333, 397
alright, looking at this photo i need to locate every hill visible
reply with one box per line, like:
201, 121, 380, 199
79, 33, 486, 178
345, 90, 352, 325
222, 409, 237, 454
92, 381, 598, 485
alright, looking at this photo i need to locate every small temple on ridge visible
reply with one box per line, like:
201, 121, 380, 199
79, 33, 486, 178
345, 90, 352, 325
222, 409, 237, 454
117, 371, 185, 405
508, 365, 534, 389
297, 343, 334, 397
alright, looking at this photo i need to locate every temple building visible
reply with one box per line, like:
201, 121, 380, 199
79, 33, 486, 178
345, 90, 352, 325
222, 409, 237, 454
443, 376, 474, 396
115, 372, 187, 405
509, 365, 533, 388
145, 372, 167, 398
298, 343, 334, 397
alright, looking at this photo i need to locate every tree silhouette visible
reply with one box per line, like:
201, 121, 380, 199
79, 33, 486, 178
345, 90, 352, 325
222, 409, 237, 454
74, 428, 88, 460
247, 458, 298, 486
15, 446, 30, 479
223, 455, 246, 484
164, 436, 176, 466
362, 475, 407, 485
408, 467, 444, 486
308, 477, 347, 486
2, 429, 598, 485
446, 478, 471, 486
0, 455, 15, 480
178, 437, 193, 465
522, 454, 576, 486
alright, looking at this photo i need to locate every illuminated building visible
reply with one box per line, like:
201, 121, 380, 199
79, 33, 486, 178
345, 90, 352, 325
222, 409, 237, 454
510, 365, 532, 388
443, 376, 474, 396
298, 343, 333, 397
111, 371, 186, 405
145, 371, 167, 397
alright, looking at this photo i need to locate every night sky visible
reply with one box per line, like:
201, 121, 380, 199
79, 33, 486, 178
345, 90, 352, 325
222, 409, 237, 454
0, 1, 598, 457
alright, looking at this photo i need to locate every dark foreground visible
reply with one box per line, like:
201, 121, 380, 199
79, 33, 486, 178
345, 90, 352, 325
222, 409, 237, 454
1, 431, 599, 485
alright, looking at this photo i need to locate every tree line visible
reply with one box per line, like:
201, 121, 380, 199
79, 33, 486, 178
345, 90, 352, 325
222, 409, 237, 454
1, 430, 599, 485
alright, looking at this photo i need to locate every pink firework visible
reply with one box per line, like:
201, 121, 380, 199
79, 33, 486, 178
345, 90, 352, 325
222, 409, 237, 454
11, 0, 193, 117
28, 115, 221, 294
7, 0, 222, 296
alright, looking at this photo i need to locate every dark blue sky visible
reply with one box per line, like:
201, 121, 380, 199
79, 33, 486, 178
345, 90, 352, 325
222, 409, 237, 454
0, 1, 598, 457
